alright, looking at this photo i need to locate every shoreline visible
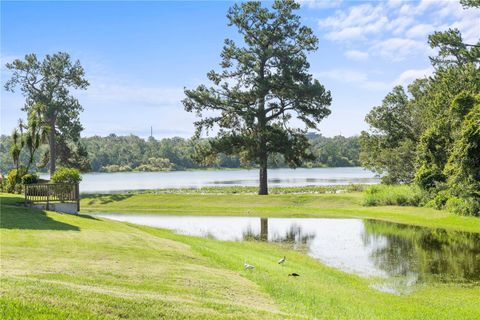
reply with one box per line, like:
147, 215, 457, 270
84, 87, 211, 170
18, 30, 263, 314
80, 191, 480, 233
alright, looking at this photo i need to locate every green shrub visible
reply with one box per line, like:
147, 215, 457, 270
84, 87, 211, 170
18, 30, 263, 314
100, 164, 132, 172
6, 167, 27, 193
134, 164, 170, 172
445, 197, 480, 217
21, 173, 39, 185
363, 184, 423, 207
50, 168, 81, 202
345, 184, 366, 192
445, 197, 462, 213
431, 191, 450, 210
51, 167, 82, 184
0, 174, 7, 192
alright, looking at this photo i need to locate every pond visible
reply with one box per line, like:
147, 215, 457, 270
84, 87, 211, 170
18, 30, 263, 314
97, 214, 480, 294
74, 167, 378, 193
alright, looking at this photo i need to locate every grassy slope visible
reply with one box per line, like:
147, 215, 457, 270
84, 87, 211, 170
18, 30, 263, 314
81, 192, 480, 232
0, 194, 282, 320
2, 193, 479, 319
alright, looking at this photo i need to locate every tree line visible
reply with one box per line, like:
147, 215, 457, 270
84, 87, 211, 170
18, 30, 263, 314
360, 0, 480, 215
0, 133, 360, 173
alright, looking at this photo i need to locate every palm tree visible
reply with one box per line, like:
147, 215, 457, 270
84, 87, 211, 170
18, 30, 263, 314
10, 127, 23, 171
24, 103, 49, 171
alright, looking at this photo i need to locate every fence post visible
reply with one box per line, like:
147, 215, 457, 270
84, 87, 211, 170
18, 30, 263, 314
46, 185, 50, 210
24, 184, 27, 207
76, 183, 80, 212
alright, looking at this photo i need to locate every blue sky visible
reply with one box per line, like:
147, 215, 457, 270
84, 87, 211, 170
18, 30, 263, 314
1, 0, 479, 138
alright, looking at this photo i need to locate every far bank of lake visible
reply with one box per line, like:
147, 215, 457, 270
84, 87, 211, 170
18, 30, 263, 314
72, 167, 378, 193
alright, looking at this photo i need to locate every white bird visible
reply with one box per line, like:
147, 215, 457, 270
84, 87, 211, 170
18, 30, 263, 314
278, 256, 286, 265
244, 262, 255, 270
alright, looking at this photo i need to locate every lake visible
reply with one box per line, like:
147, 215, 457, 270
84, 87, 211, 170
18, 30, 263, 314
76, 167, 378, 193
96, 214, 480, 294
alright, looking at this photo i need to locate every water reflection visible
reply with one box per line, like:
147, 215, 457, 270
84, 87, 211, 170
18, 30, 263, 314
96, 214, 480, 289
363, 220, 480, 283
242, 218, 315, 248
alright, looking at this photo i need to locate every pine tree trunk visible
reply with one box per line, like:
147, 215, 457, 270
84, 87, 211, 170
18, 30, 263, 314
48, 125, 56, 178
257, 60, 268, 196
259, 153, 268, 195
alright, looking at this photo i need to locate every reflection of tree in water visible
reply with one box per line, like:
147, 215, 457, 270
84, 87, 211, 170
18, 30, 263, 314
242, 218, 315, 247
242, 218, 268, 241
362, 231, 417, 278
270, 223, 315, 246
363, 220, 480, 284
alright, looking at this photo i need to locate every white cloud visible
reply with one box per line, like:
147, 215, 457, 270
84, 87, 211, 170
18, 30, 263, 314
444, 6, 480, 44
325, 27, 363, 41
299, 0, 343, 9
389, 16, 416, 35
398, 0, 437, 16
317, 0, 480, 61
316, 66, 435, 92
344, 50, 369, 60
316, 69, 389, 91
318, 4, 388, 41
416, 0, 439, 14
405, 23, 435, 39
392, 67, 434, 87
387, 0, 403, 9
398, 4, 414, 16
372, 38, 431, 61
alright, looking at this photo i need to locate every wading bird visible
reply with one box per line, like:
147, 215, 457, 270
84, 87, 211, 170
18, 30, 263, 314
278, 256, 286, 265
288, 273, 300, 277
244, 262, 255, 270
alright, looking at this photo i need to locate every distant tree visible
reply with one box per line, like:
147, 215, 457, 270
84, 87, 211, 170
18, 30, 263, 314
183, 0, 331, 194
360, 86, 421, 184
309, 134, 361, 167
4, 52, 89, 177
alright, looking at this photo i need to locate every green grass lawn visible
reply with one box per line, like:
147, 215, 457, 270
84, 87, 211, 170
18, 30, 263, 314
81, 192, 480, 232
2, 192, 480, 319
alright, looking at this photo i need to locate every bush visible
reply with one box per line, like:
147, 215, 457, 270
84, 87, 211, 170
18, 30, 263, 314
445, 197, 480, 217
51, 167, 82, 184
7, 167, 27, 193
445, 197, 462, 213
430, 190, 450, 210
100, 164, 132, 172
21, 173, 39, 185
363, 184, 423, 207
0, 174, 7, 192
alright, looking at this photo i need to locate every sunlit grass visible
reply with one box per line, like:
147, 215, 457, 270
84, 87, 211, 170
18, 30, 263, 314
2, 193, 479, 319
97, 184, 367, 195
363, 184, 424, 207
1, 194, 283, 319
81, 191, 480, 232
